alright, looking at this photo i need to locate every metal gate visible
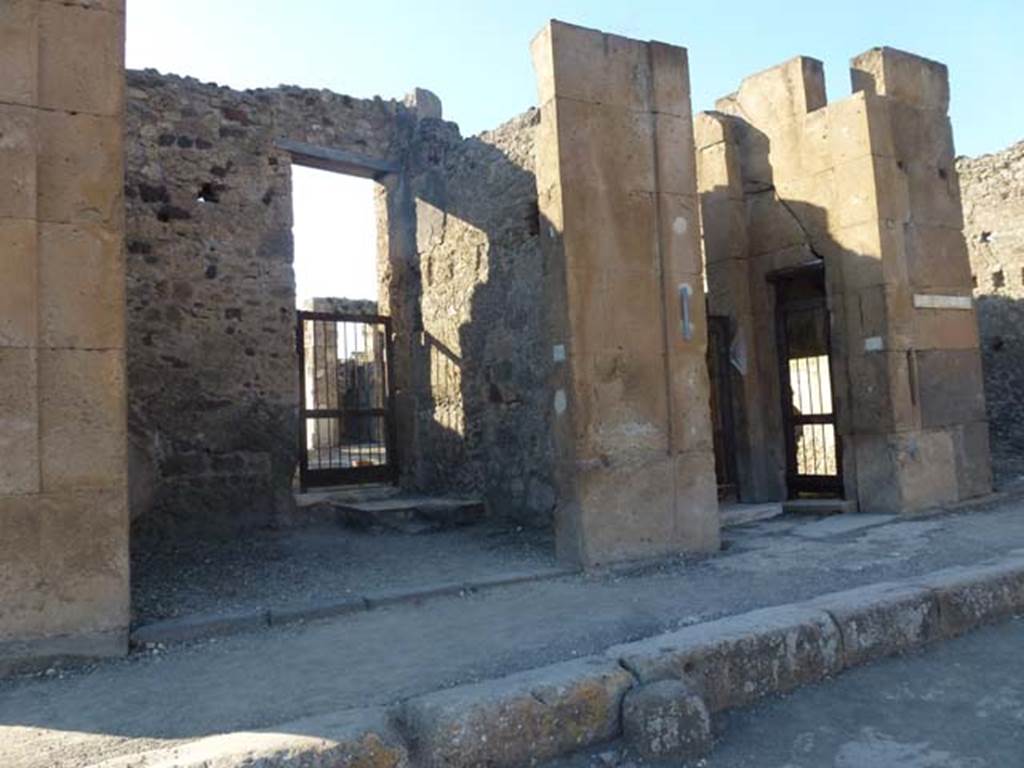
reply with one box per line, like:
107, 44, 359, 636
707, 315, 739, 501
772, 264, 843, 497
296, 310, 396, 490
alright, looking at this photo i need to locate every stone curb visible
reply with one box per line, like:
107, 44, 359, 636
129, 565, 576, 647
92, 708, 409, 768
117, 553, 1024, 767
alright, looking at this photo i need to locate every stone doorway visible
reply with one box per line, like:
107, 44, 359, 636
771, 263, 843, 499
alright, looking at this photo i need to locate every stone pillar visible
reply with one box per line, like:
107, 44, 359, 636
696, 112, 785, 502
700, 48, 991, 514
531, 20, 719, 566
0, 0, 128, 671
844, 47, 991, 510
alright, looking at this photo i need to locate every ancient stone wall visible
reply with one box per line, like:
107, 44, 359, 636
0, 0, 129, 669
124, 71, 555, 538
699, 48, 991, 513
958, 140, 1024, 474
397, 110, 557, 524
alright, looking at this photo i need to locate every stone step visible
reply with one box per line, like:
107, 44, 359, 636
782, 498, 859, 516
295, 489, 485, 533
720, 502, 784, 529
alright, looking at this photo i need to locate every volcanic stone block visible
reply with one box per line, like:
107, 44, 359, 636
622, 680, 712, 762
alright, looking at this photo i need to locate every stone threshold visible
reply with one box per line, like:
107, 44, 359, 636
108, 550, 1024, 767
129, 564, 577, 647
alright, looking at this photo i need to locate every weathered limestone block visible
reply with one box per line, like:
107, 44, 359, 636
0, 218, 38, 347
398, 657, 634, 768
0, 0, 39, 106
39, 349, 126, 492
94, 708, 409, 768
0, 104, 37, 219
37, 0, 124, 116
613, 604, 842, 712
39, 222, 125, 349
854, 429, 959, 513
952, 421, 993, 500
37, 110, 123, 225
915, 558, 1024, 638
807, 582, 940, 668
621, 679, 712, 762
916, 347, 987, 428
0, 348, 39, 495
904, 224, 974, 292
851, 47, 950, 113
0, 488, 128, 644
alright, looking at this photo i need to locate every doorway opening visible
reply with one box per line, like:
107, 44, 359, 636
771, 263, 843, 498
290, 163, 395, 490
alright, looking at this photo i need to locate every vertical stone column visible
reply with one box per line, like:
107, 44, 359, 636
844, 48, 991, 510
695, 112, 783, 501
0, 0, 128, 669
531, 21, 719, 566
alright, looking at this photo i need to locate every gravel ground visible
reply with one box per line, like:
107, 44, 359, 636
4, 493, 1024, 767
131, 520, 557, 624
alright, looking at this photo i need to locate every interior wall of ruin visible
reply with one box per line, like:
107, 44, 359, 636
0, 0, 129, 669
698, 48, 991, 512
124, 71, 557, 538
958, 141, 1024, 480
395, 111, 558, 524
532, 21, 720, 566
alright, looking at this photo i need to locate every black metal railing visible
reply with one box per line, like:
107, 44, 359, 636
296, 311, 396, 489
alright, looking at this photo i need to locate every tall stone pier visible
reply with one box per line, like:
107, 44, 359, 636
0, 0, 128, 670
531, 21, 720, 566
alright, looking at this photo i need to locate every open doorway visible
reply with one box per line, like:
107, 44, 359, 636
772, 264, 843, 499
290, 165, 395, 490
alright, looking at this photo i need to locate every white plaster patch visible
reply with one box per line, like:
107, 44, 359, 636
554, 389, 567, 414
864, 336, 885, 352
672, 216, 688, 235
913, 294, 973, 310
552, 344, 566, 363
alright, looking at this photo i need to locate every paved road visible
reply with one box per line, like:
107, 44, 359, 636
3, 497, 1024, 767
706, 617, 1024, 767
556, 617, 1024, 767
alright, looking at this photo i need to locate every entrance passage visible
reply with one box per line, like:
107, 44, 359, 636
707, 315, 738, 501
773, 264, 842, 497
297, 310, 396, 489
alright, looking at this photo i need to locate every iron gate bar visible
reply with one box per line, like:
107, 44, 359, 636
772, 264, 844, 499
296, 310, 397, 491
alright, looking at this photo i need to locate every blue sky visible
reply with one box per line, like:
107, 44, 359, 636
126, 1, 1023, 301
